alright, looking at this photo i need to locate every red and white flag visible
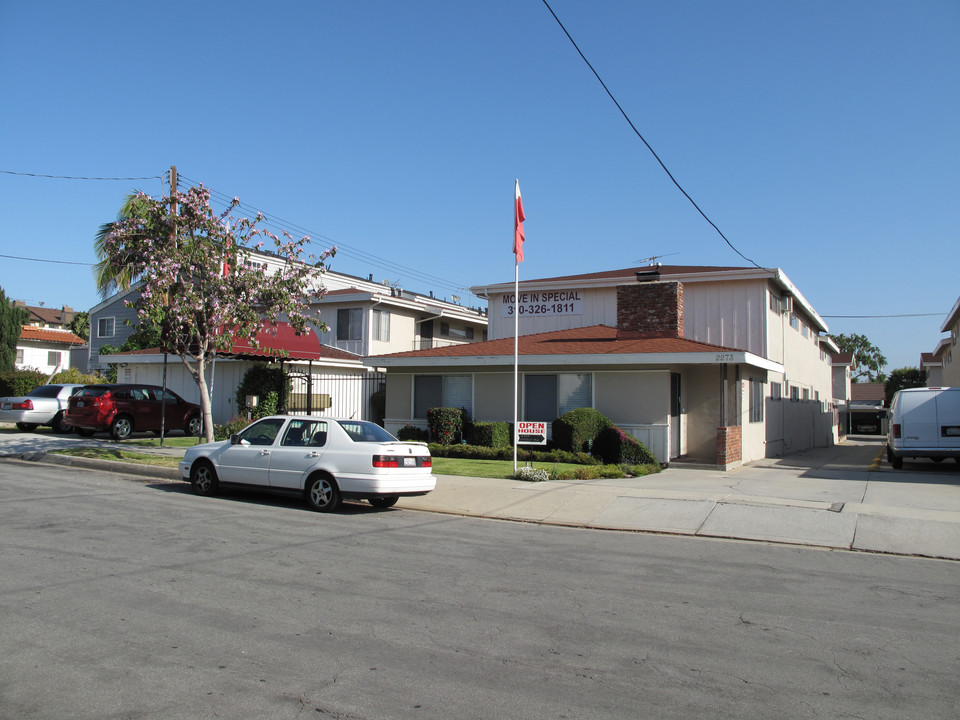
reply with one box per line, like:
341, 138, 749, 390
513, 179, 525, 263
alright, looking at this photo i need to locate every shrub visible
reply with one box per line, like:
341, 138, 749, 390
515, 466, 550, 482
51, 368, 104, 386
0, 369, 47, 397
593, 426, 658, 465
235, 364, 286, 420
427, 407, 465, 445
467, 421, 512, 448
397, 424, 430, 442
214, 416, 252, 441
552, 408, 611, 452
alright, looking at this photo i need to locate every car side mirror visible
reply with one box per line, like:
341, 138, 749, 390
230, 434, 240, 445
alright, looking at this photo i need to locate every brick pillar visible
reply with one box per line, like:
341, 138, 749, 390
716, 426, 742, 467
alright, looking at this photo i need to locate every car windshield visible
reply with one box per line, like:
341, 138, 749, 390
28, 385, 62, 398
336, 420, 398, 443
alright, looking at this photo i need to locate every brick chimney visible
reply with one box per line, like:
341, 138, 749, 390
616, 281, 684, 339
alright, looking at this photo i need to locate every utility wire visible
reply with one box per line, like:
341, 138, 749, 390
0, 253, 91, 266
1, 170, 162, 181
540, 0, 762, 269
822, 313, 943, 319
177, 173, 480, 300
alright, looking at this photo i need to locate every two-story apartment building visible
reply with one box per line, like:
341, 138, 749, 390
91, 249, 488, 425
367, 265, 837, 467
936, 296, 960, 387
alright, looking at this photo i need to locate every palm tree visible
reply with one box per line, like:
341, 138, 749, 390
93, 192, 154, 300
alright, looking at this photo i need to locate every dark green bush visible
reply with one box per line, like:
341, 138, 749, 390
552, 407, 611, 452
0, 369, 47, 397
467, 421, 512, 448
397, 424, 430, 442
427, 407, 465, 445
428, 443, 600, 466
593, 426, 658, 465
235, 364, 286, 420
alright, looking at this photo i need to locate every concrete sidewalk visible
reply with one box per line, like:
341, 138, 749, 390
6, 437, 960, 561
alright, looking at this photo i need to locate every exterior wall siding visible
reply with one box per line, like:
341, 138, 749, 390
682, 280, 766, 355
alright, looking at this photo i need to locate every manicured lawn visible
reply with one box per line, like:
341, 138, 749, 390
432, 457, 585, 479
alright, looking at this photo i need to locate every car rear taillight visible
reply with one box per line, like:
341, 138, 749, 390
892, 424, 901, 438
13, 400, 33, 410
422, 458, 432, 468
372, 455, 400, 468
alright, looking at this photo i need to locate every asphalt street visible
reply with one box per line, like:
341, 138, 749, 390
1, 459, 958, 719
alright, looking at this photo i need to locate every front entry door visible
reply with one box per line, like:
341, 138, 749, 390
670, 373, 682, 459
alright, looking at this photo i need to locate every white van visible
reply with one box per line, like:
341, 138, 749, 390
886, 387, 960, 469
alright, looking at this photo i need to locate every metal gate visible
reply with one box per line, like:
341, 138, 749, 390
285, 371, 386, 424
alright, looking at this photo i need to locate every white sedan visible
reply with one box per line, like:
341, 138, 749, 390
0, 383, 85, 433
179, 416, 436, 512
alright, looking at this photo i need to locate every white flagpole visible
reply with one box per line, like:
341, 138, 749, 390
513, 253, 519, 474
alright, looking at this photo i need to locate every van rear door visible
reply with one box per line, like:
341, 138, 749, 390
937, 389, 960, 451
899, 390, 939, 448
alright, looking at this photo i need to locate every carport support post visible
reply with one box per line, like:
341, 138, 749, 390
160, 351, 168, 447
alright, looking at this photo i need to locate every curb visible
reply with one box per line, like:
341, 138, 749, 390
4, 451, 182, 482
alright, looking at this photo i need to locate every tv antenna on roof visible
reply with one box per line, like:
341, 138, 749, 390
636, 253, 680, 265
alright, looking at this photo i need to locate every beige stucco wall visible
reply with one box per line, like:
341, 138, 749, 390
594, 371, 669, 425
474, 373, 514, 422
384, 372, 414, 421
942, 315, 960, 386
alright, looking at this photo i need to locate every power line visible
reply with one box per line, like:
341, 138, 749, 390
0, 253, 92, 266
823, 313, 943, 319
177, 173, 480, 300
1, 170, 162, 181
540, 0, 762, 269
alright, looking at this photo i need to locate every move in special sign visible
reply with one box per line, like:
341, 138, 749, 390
516, 421, 547, 445
501, 290, 584, 318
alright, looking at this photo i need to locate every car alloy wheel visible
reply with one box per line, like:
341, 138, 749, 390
191, 462, 219, 496
187, 415, 202, 437
111, 416, 133, 441
307, 476, 341, 513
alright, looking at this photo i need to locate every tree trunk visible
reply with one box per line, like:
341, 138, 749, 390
194, 355, 215, 444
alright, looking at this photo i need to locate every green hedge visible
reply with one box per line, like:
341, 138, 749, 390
0, 369, 47, 397
428, 442, 599, 465
467, 421, 512, 448
552, 407, 612, 453
397, 424, 430, 442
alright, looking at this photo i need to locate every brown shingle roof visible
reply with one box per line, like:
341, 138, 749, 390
375, 325, 737, 359
19, 326, 85, 345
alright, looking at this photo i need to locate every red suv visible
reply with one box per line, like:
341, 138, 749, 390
65, 384, 202, 441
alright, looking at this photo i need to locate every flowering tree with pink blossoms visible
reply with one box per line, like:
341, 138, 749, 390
101, 185, 333, 442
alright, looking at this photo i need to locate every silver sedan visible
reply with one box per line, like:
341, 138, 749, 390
179, 416, 436, 512
0, 383, 85, 433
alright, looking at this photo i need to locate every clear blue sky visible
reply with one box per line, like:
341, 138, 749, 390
1, 0, 957, 373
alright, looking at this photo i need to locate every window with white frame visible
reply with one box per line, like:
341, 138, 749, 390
336, 308, 363, 341
749, 379, 764, 423
524, 373, 592, 422
47, 351, 61, 367
97, 317, 115, 338
414, 375, 473, 417
791, 385, 800, 401
372, 308, 390, 342
15, 348, 23, 364
790, 314, 799, 331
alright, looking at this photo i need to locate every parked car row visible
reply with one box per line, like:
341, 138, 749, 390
1, 383, 202, 441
